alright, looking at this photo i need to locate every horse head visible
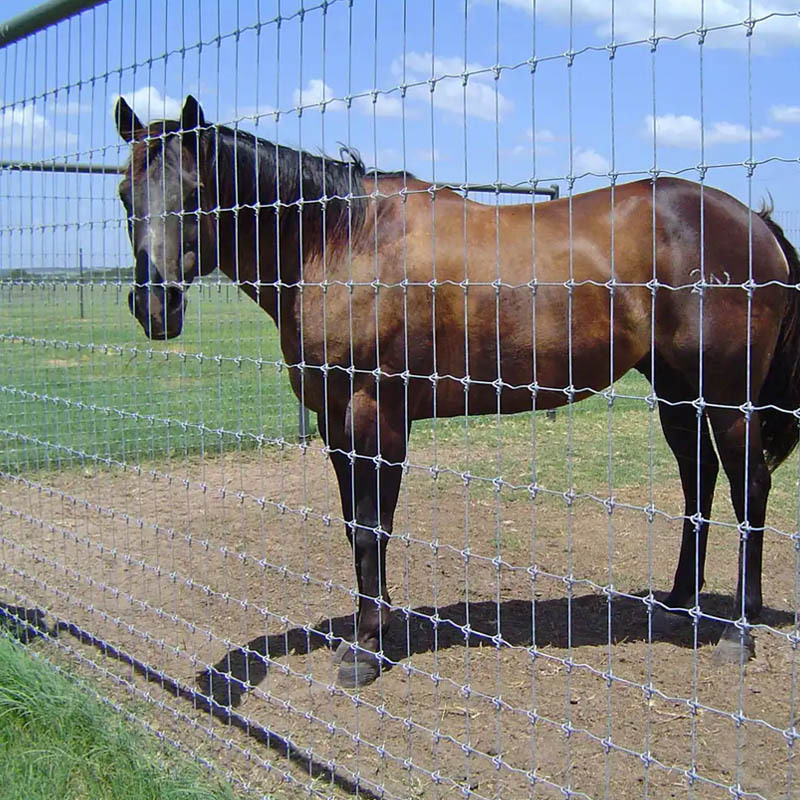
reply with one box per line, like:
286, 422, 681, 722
115, 94, 215, 339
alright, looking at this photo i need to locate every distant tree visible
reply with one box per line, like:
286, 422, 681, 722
1, 268, 34, 281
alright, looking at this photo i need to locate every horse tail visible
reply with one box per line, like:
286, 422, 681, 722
757, 208, 800, 472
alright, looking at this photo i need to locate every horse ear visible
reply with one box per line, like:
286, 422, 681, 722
114, 96, 144, 142
180, 95, 206, 131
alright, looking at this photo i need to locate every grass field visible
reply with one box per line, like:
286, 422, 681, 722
0, 633, 234, 800
1, 281, 297, 473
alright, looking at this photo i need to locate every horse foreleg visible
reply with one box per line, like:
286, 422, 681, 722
336, 457, 403, 685
321, 390, 407, 687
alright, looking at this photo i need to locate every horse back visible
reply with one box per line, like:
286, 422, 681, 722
293, 177, 788, 419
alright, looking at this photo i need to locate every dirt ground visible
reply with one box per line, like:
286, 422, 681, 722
1, 439, 799, 800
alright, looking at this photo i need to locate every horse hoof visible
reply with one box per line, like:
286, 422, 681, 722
651, 607, 690, 637
335, 642, 382, 688
712, 629, 755, 666
333, 639, 351, 665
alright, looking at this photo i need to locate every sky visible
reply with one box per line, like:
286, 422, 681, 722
1, 0, 799, 270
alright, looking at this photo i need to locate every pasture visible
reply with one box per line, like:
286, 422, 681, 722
2, 279, 800, 798
1, 281, 296, 472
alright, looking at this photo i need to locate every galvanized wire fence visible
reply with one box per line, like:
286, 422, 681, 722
2, 2, 800, 799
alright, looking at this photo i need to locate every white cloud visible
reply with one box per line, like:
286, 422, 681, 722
645, 114, 700, 147
117, 87, 182, 122
645, 113, 781, 147
707, 121, 781, 143
292, 61, 512, 122
572, 146, 610, 174
292, 79, 347, 112
524, 127, 558, 146
771, 105, 800, 124
415, 147, 443, 162
52, 97, 90, 116
500, 0, 800, 49
292, 80, 405, 117
392, 52, 513, 121
0, 101, 78, 151
506, 128, 558, 160
353, 92, 405, 118
532, 128, 557, 143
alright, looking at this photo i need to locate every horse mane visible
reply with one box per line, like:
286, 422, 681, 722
336, 145, 418, 182
364, 168, 418, 181
204, 124, 368, 259
131, 119, 413, 265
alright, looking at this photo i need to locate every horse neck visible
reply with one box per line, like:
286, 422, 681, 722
207, 128, 365, 325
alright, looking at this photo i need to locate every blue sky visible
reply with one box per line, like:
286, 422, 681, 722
1, 0, 799, 269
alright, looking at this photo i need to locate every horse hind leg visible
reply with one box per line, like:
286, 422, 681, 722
652, 395, 719, 635
706, 405, 770, 664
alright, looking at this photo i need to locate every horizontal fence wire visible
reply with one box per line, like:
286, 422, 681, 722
2, 2, 800, 799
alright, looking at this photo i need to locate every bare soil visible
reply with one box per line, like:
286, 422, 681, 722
1, 439, 799, 800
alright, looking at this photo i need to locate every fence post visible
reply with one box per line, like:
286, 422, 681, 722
298, 402, 310, 443
78, 248, 85, 319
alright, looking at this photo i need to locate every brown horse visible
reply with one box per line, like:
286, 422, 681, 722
116, 95, 800, 688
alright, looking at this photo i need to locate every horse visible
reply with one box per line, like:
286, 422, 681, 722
115, 95, 800, 688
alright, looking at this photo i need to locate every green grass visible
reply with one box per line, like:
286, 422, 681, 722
412, 371, 677, 493
0, 634, 235, 800
1, 281, 299, 472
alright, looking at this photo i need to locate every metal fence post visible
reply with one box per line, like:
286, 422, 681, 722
78, 248, 85, 320
298, 403, 310, 444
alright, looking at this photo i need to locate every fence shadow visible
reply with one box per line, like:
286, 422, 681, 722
0, 601, 386, 800
3, 592, 793, 799
198, 591, 795, 708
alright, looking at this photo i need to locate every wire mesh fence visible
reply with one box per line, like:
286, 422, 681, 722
2, 2, 800, 799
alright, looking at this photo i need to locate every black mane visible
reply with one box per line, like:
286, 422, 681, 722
335, 146, 417, 182
364, 168, 417, 181
204, 124, 368, 257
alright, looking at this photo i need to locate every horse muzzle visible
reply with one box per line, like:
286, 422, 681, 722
128, 284, 187, 340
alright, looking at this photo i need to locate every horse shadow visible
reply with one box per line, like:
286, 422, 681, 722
197, 591, 795, 707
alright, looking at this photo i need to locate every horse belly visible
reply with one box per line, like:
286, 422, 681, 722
427, 283, 644, 416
